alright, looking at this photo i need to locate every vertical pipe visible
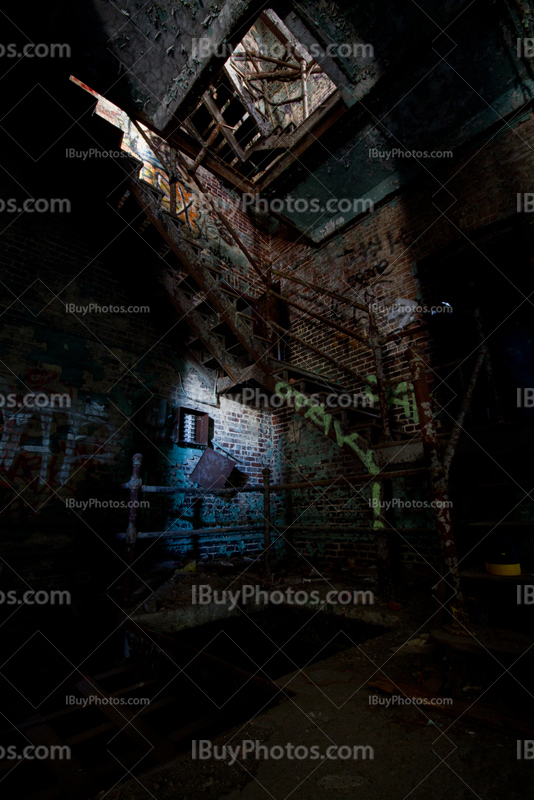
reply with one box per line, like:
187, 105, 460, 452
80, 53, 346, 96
262, 466, 272, 576
368, 309, 392, 441
124, 453, 143, 603
407, 351, 467, 623
373, 478, 395, 602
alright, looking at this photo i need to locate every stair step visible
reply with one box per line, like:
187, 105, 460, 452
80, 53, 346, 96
220, 286, 239, 298
236, 311, 254, 326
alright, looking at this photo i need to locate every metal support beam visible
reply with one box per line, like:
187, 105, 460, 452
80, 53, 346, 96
124, 453, 143, 603
443, 346, 487, 479
369, 309, 392, 441
270, 268, 368, 313
263, 466, 272, 576
408, 349, 467, 623
267, 318, 372, 386
266, 288, 371, 346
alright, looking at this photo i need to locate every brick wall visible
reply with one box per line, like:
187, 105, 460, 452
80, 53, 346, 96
254, 108, 534, 568
0, 166, 274, 589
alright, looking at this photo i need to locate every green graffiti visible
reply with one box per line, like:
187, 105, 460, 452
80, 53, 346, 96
275, 380, 382, 527
372, 481, 384, 529
365, 375, 419, 424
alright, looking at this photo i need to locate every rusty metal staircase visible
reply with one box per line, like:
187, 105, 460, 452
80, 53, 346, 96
112, 135, 481, 612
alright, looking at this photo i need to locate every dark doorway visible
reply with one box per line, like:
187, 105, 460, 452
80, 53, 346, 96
420, 218, 534, 425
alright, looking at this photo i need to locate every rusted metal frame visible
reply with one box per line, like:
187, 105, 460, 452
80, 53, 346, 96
179, 342, 217, 389
252, 92, 345, 187
124, 452, 143, 603
178, 161, 267, 284
280, 79, 299, 127
408, 349, 467, 623
266, 288, 371, 347
368, 309, 392, 441
159, 271, 244, 384
443, 346, 487, 480
243, 67, 322, 81
173, 124, 255, 191
117, 525, 265, 540
241, 48, 277, 131
268, 94, 304, 106
120, 484, 264, 494
267, 318, 373, 386
270, 268, 368, 313
244, 89, 340, 155
189, 121, 223, 175
203, 93, 247, 162
232, 52, 301, 70
133, 118, 259, 292
223, 62, 272, 137
263, 467, 272, 575
197, 185, 267, 283
130, 185, 394, 510
121, 470, 427, 495
132, 181, 272, 372
132, 118, 172, 174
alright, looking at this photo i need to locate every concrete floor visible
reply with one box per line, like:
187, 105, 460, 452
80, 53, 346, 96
95, 591, 532, 800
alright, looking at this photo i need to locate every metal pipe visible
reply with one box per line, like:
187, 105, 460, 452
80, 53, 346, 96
189, 122, 222, 174
120, 484, 264, 494
263, 467, 272, 576
408, 349, 467, 623
124, 453, 143, 603
368, 309, 392, 441
122, 471, 427, 495
116, 524, 264, 540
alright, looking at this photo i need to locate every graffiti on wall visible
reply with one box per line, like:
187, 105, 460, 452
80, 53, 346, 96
364, 375, 419, 424
275, 380, 384, 530
72, 76, 255, 288
345, 227, 412, 300
0, 376, 120, 508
